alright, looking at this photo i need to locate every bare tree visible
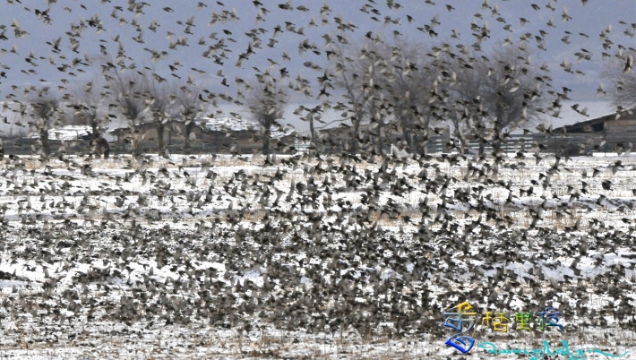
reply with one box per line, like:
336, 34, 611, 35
244, 75, 288, 155
69, 79, 107, 134
431, 49, 481, 154
481, 48, 547, 131
379, 40, 439, 154
110, 70, 148, 124
28, 87, 60, 157
294, 104, 326, 153
327, 37, 383, 154
108, 70, 148, 155
329, 36, 444, 156
602, 50, 636, 111
174, 84, 205, 153
145, 79, 174, 157
440, 46, 548, 155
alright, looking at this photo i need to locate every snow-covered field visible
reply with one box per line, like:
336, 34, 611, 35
0, 152, 634, 359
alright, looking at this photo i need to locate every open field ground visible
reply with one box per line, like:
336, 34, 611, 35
0, 152, 634, 359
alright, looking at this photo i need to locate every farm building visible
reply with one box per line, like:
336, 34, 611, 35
110, 121, 206, 145
108, 117, 298, 154
318, 123, 451, 154
552, 107, 636, 154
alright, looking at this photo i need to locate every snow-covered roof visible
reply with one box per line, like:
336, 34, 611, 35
197, 116, 296, 138
199, 116, 257, 132
27, 125, 92, 141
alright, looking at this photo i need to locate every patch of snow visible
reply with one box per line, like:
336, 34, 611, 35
198, 116, 296, 138
27, 125, 92, 141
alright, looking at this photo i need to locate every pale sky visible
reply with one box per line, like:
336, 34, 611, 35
0, 0, 634, 132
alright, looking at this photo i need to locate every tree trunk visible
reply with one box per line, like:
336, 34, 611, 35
308, 114, 315, 144
375, 118, 384, 156
458, 138, 467, 155
131, 124, 141, 157
40, 128, 50, 156
184, 121, 194, 154
262, 127, 271, 155
308, 114, 317, 156
132, 137, 140, 157
401, 117, 414, 154
157, 123, 165, 157
452, 118, 467, 155
351, 115, 361, 155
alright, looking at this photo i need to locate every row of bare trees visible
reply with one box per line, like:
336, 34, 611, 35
323, 35, 636, 157
326, 36, 552, 155
25, 68, 289, 157
23, 39, 634, 158
24, 70, 205, 157
91, 70, 208, 157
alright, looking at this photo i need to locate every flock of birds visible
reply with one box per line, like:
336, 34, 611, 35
0, 0, 634, 358
0, 152, 633, 357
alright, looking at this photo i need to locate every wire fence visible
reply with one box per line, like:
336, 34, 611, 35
0, 132, 630, 156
